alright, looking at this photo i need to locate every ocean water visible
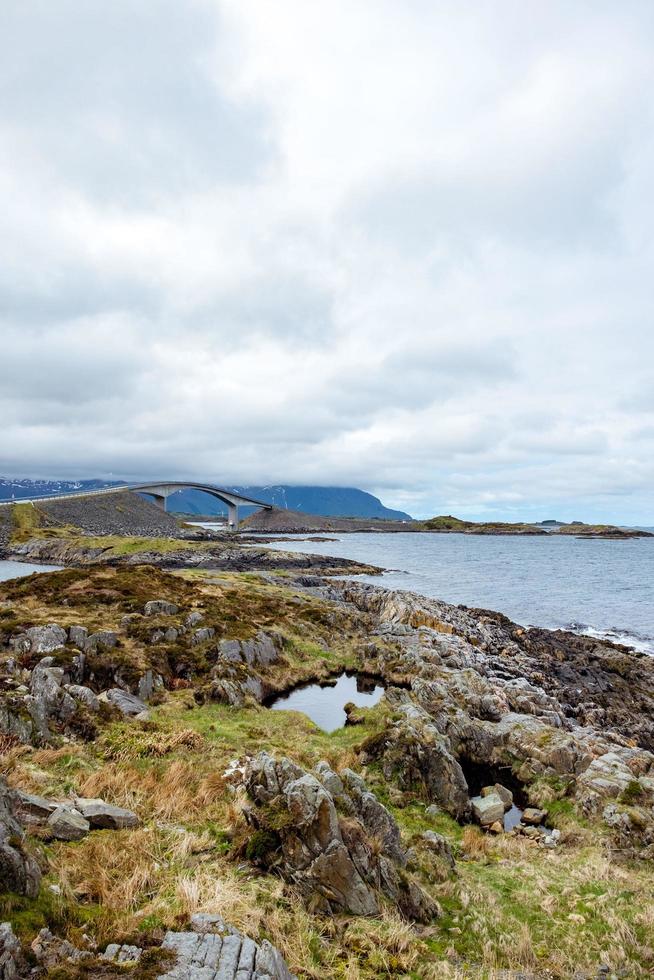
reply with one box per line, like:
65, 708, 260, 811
254, 531, 654, 654
0, 560, 62, 581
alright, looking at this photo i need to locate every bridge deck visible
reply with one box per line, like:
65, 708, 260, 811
0, 482, 271, 531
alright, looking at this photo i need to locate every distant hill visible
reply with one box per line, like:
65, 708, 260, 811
0, 478, 411, 521
167, 485, 412, 520
0, 477, 122, 500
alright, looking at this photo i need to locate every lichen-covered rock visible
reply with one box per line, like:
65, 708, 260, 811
64, 684, 99, 711
361, 702, 470, 819
522, 807, 547, 825
191, 626, 215, 645
24, 624, 67, 655
0, 921, 24, 979
48, 913, 297, 980
218, 631, 283, 668
137, 669, 164, 702
30, 658, 76, 724
68, 625, 88, 648
99, 688, 149, 717
421, 831, 456, 869
482, 783, 513, 810
241, 752, 439, 922
83, 630, 118, 653
160, 915, 297, 979
144, 600, 179, 616
0, 779, 41, 897
30, 928, 91, 969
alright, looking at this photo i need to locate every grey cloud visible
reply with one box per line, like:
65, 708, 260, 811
0, 1, 271, 204
0, 1, 653, 523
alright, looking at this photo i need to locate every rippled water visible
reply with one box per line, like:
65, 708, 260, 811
269, 672, 385, 731
0, 560, 62, 581
258, 531, 654, 654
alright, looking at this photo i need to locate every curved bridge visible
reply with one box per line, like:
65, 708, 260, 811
0, 482, 272, 531
128, 482, 272, 530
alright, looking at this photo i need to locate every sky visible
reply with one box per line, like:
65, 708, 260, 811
1, 1, 653, 522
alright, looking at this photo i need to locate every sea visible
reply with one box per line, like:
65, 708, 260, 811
3, 529, 653, 655
0, 561, 62, 582
213, 529, 654, 655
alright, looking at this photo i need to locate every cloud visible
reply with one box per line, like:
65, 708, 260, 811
0, 0, 653, 521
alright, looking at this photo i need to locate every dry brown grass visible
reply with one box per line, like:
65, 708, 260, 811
460, 825, 492, 859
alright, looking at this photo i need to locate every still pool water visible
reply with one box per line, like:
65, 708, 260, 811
0, 560, 62, 581
269, 671, 385, 732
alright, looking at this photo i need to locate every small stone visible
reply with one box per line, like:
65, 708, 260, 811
522, 807, 547, 826
471, 793, 505, 826
481, 783, 514, 811
425, 804, 441, 819
489, 821, 504, 834
47, 805, 90, 841
421, 830, 455, 868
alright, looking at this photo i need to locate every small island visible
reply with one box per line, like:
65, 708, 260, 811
421, 515, 547, 535
554, 523, 653, 539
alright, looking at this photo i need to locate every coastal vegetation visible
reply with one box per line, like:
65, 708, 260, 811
1, 551, 654, 977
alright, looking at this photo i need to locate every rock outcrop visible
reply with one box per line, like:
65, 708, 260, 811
158, 913, 295, 980
0, 922, 24, 980
333, 581, 654, 852
0, 779, 41, 897
7, 913, 296, 980
239, 752, 439, 921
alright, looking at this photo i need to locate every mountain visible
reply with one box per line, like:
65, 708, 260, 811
0, 477, 123, 500
0, 479, 412, 521
166, 485, 412, 520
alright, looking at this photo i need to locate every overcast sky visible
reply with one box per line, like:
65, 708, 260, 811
1, 1, 653, 521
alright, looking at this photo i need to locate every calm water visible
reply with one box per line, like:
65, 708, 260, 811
0, 560, 61, 581
258, 532, 654, 654
270, 672, 385, 732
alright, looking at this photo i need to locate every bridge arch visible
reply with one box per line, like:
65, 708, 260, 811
128, 482, 271, 530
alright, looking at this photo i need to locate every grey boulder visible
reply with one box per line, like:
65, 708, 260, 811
0, 921, 25, 979
25, 625, 67, 655
99, 689, 149, 717
47, 805, 90, 841
144, 600, 179, 616
75, 799, 139, 830
471, 793, 505, 827
0, 779, 42, 897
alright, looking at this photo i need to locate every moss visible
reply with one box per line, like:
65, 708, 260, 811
244, 829, 281, 864
619, 780, 644, 805
45, 947, 176, 979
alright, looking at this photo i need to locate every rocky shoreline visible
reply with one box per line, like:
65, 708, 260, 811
1, 519, 653, 975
